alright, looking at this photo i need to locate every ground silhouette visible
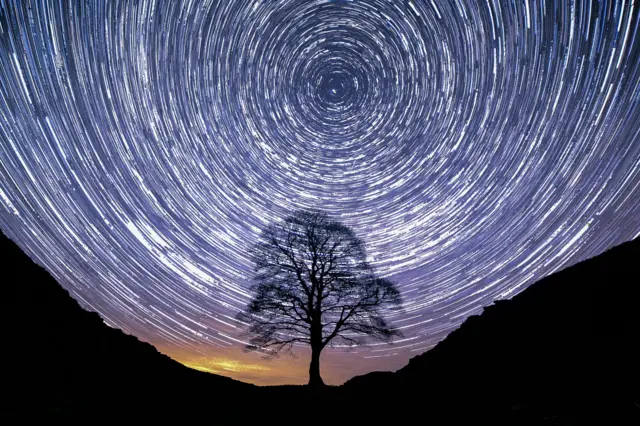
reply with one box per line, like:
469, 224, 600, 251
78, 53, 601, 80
3, 230, 638, 423
2, 231, 256, 420
344, 237, 640, 424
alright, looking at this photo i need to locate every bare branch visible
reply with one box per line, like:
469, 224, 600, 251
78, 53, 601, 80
236, 209, 403, 384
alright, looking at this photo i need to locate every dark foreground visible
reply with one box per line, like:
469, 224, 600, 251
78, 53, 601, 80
3, 231, 638, 424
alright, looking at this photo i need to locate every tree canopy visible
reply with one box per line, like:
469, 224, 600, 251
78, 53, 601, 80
237, 210, 402, 386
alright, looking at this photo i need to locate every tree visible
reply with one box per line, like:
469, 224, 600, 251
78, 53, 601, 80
237, 210, 402, 386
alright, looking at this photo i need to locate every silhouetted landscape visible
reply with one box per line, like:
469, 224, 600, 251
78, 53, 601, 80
3, 231, 257, 418
2, 1, 640, 424
4, 231, 638, 423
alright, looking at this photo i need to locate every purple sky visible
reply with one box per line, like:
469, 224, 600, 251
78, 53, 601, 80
0, 0, 639, 384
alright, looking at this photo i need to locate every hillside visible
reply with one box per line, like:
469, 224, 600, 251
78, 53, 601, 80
3, 229, 638, 422
344, 237, 640, 423
2, 231, 255, 418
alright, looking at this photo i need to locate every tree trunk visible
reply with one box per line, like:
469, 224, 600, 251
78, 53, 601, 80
308, 347, 324, 387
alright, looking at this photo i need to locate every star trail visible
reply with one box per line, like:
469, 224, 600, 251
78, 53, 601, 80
1, 0, 639, 385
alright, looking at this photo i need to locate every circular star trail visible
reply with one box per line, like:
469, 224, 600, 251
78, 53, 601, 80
1, 1, 639, 385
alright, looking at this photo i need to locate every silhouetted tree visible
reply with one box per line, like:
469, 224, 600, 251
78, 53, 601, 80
237, 210, 402, 386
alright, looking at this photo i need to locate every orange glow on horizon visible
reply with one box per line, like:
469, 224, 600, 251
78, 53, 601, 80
157, 342, 415, 386
183, 357, 271, 375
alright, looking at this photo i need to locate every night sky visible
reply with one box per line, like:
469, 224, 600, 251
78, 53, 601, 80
1, 0, 639, 385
